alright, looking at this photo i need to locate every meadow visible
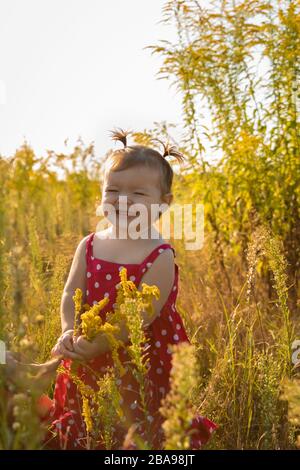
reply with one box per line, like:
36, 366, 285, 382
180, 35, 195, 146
0, 0, 299, 450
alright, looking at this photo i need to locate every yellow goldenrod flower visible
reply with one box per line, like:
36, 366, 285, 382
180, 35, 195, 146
82, 396, 93, 433
159, 343, 198, 450
80, 297, 109, 340
81, 311, 103, 340
119, 267, 137, 298
99, 323, 126, 376
68, 269, 162, 449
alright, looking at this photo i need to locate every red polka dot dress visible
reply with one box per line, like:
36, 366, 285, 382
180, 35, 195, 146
41, 232, 218, 449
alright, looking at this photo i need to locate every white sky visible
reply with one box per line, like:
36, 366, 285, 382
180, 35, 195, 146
0, 0, 184, 160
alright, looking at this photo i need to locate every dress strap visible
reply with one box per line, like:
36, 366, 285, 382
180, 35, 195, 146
85, 232, 95, 263
139, 243, 176, 274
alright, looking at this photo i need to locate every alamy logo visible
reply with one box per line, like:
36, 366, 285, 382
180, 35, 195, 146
95, 199, 204, 250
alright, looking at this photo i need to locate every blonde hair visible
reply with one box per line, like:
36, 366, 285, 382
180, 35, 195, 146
103, 127, 185, 196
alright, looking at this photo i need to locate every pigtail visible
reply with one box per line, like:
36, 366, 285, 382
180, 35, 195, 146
151, 137, 185, 165
105, 129, 184, 193
108, 127, 132, 148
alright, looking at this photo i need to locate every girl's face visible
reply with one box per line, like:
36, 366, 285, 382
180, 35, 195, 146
101, 165, 172, 235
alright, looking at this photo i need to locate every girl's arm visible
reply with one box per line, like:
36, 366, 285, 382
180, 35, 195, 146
73, 248, 175, 358
60, 235, 89, 333
51, 235, 89, 360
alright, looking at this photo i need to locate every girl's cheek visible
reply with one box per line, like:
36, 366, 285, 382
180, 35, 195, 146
102, 195, 110, 203
101, 196, 116, 209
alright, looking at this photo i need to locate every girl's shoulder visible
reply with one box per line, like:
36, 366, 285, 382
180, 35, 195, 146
139, 239, 177, 269
86, 230, 176, 265
94, 228, 112, 240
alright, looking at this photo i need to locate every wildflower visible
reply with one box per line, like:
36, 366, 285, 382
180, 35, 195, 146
82, 396, 93, 433
138, 284, 160, 317
80, 297, 109, 340
98, 323, 126, 377
67, 268, 162, 449
160, 342, 198, 450
81, 311, 102, 340
58, 365, 95, 435
119, 268, 137, 298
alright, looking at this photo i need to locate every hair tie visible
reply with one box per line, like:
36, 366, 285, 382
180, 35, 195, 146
150, 137, 183, 162
108, 128, 185, 165
109, 127, 131, 148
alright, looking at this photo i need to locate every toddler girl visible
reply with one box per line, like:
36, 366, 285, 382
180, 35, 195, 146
7, 128, 218, 449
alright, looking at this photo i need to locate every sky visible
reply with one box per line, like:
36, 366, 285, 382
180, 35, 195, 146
0, 0, 185, 161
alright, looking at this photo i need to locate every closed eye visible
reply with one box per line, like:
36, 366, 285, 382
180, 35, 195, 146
134, 192, 145, 195
106, 189, 118, 192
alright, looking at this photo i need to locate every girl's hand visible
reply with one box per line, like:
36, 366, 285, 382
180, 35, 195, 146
51, 330, 84, 361
59, 329, 75, 351
72, 335, 104, 361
